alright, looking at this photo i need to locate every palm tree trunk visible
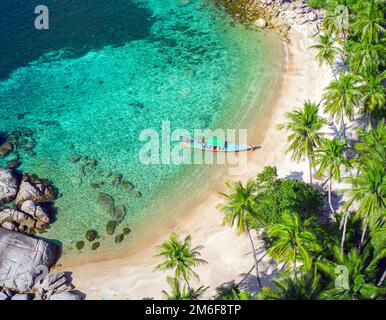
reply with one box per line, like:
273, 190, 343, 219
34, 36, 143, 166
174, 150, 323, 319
308, 155, 313, 185
246, 225, 262, 289
360, 219, 368, 248
378, 269, 386, 287
328, 178, 335, 214
340, 211, 349, 254
340, 110, 347, 141
293, 244, 298, 281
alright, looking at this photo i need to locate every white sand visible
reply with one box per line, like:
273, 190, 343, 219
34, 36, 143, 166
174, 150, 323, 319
59, 27, 333, 300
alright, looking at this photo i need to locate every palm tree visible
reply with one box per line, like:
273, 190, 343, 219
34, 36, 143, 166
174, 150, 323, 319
162, 276, 208, 300
347, 40, 385, 74
357, 70, 386, 125
267, 212, 322, 277
323, 73, 361, 140
215, 286, 253, 300
317, 245, 386, 299
218, 180, 262, 289
154, 233, 207, 286
351, 0, 385, 43
344, 161, 385, 246
314, 138, 351, 214
311, 34, 342, 80
355, 121, 386, 165
278, 101, 326, 184
322, 4, 350, 40
257, 270, 321, 300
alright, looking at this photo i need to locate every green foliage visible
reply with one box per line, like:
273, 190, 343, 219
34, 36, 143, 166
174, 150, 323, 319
278, 101, 326, 163
257, 270, 321, 300
214, 283, 253, 300
317, 245, 386, 299
344, 161, 386, 235
354, 121, 386, 165
218, 180, 257, 234
314, 138, 351, 181
267, 212, 322, 273
311, 34, 342, 70
162, 276, 208, 300
154, 233, 207, 283
323, 73, 361, 125
252, 167, 324, 228
351, 0, 385, 43
306, 0, 330, 9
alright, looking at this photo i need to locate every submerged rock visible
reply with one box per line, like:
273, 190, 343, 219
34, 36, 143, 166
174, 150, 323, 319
122, 227, 131, 235
6, 160, 20, 170
106, 220, 117, 235
121, 180, 134, 191
0, 141, 13, 158
86, 159, 97, 168
115, 234, 124, 244
68, 155, 81, 163
86, 230, 98, 242
112, 204, 126, 223
76, 241, 85, 250
111, 173, 123, 186
96, 192, 114, 214
133, 191, 142, 198
91, 241, 100, 251
0, 168, 19, 203
90, 183, 101, 189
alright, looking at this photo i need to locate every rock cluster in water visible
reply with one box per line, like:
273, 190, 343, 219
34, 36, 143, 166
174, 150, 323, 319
66, 154, 137, 251
0, 167, 83, 300
216, 0, 324, 42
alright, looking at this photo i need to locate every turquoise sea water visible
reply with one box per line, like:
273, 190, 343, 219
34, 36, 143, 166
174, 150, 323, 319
0, 0, 282, 254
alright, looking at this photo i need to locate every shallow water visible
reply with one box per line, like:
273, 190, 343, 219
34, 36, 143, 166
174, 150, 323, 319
0, 0, 282, 254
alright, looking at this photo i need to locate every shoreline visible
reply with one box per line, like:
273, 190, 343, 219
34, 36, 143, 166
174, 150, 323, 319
57, 29, 283, 266
59, 21, 333, 298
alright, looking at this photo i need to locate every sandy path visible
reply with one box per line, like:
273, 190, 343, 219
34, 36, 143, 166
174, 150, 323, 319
59, 28, 333, 300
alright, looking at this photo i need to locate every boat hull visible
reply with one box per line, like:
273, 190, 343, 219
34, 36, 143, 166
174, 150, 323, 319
180, 141, 252, 153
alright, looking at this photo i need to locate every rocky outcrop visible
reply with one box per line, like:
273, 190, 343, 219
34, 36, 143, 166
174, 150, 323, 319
0, 227, 59, 292
20, 200, 51, 224
0, 168, 19, 203
0, 208, 36, 230
217, 0, 324, 42
0, 166, 84, 300
15, 174, 56, 206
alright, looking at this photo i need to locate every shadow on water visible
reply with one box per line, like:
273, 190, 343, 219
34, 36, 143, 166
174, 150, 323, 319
0, 0, 156, 80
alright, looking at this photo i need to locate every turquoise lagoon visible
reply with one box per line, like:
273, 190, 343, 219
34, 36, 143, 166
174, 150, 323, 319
0, 0, 282, 254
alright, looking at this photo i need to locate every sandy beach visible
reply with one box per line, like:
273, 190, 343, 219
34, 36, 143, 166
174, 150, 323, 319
60, 26, 333, 300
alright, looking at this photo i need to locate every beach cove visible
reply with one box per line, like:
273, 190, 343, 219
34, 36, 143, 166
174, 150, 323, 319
60, 0, 334, 299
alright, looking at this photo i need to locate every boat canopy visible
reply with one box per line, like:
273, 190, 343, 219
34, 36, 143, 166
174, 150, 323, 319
206, 137, 226, 148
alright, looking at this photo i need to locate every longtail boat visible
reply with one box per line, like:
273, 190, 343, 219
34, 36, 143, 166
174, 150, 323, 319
181, 137, 257, 153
